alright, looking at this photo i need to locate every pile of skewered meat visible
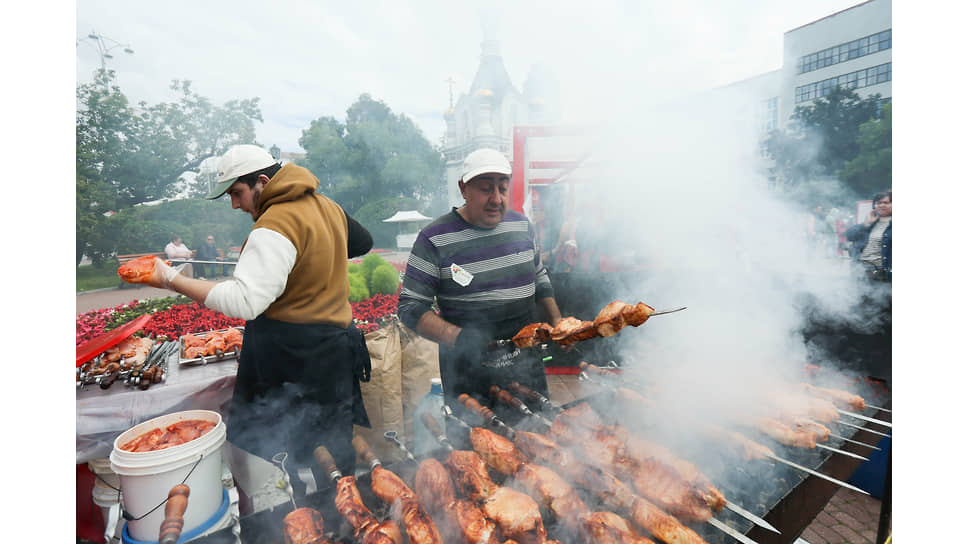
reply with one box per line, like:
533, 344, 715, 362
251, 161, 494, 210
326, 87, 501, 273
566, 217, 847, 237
181, 327, 243, 360
76, 335, 173, 390
512, 301, 655, 348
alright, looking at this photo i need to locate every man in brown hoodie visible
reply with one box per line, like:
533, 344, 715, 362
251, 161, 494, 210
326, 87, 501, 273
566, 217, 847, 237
145, 144, 373, 489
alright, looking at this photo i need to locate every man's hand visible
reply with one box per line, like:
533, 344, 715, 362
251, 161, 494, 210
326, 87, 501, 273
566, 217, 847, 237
146, 257, 183, 290
454, 326, 491, 361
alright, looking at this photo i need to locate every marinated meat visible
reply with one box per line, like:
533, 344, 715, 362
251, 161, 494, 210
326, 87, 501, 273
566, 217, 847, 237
579, 511, 655, 544
549, 317, 584, 343
512, 323, 553, 348
801, 382, 866, 411
118, 255, 166, 284
370, 465, 442, 544
282, 507, 332, 544
482, 486, 547, 544
593, 301, 628, 337
469, 427, 529, 476
621, 302, 655, 327
120, 419, 216, 452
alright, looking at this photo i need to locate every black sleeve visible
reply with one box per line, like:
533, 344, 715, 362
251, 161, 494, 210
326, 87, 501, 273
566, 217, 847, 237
345, 210, 373, 258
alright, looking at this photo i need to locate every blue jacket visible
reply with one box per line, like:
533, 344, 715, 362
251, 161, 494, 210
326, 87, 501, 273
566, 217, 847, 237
845, 219, 891, 278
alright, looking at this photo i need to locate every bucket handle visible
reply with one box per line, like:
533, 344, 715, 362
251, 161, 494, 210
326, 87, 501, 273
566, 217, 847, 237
122, 453, 205, 522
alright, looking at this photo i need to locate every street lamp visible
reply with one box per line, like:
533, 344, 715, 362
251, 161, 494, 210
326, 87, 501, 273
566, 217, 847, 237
82, 31, 134, 72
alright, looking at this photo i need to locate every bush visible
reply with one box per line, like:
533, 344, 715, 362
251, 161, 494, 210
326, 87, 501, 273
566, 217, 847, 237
348, 273, 370, 302
370, 263, 400, 295
348, 262, 361, 276
360, 253, 388, 284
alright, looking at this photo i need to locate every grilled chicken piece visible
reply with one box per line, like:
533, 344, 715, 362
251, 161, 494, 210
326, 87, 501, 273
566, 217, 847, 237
801, 383, 866, 411
594, 301, 628, 337
470, 427, 529, 476
514, 430, 709, 544
334, 476, 404, 544
203, 332, 227, 356
512, 323, 553, 348
580, 511, 656, 544
549, 317, 584, 343
549, 407, 725, 522
445, 450, 498, 503
415, 458, 497, 544
415, 458, 456, 514
370, 465, 442, 544
450, 499, 501, 544
283, 507, 333, 544
757, 418, 816, 449
784, 416, 830, 442
513, 463, 588, 534
482, 487, 547, 544
702, 426, 776, 461
621, 302, 655, 327
764, 390, 840, 423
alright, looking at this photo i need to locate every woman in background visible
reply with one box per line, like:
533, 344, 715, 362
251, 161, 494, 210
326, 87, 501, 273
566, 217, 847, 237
846, 190, 892, 282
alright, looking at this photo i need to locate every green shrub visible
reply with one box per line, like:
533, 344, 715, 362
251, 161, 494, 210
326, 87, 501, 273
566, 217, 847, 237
348, 273, 370, 302
348, 262, 361, 276
370, 263, 400, 295
360, 253, 388, 282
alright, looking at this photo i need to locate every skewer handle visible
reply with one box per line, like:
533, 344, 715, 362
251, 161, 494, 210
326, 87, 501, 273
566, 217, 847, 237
351, 435, 380, 469
490, 386, 529, 414
158, 484, 190, 544
458, 394, 496, 422
313, 445, 342, 481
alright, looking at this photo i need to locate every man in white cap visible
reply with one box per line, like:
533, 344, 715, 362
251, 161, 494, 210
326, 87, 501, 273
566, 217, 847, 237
397, 147, 563, 412
141, 144, 373, 487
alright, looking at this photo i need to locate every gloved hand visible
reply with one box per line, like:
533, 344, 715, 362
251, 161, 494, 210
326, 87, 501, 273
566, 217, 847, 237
453, 326, 492, 362
146, 257, 185, 290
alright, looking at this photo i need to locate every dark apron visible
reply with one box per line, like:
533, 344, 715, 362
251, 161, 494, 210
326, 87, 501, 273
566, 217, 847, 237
226, 315, 371, 477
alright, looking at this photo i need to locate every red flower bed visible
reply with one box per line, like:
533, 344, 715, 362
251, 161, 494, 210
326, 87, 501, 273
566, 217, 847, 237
140, 302, 245, 340
351, 291, 399, 334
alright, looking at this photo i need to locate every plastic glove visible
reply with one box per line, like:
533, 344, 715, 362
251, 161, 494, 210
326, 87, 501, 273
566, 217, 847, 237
453, 326, 492, 362
146, 257, 186, 290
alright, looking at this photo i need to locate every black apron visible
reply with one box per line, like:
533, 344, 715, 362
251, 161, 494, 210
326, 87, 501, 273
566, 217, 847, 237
225, 315, 371, 477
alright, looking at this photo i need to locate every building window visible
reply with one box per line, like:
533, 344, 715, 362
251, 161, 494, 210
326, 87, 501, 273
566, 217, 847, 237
798, 29, 891, 75
795, 62, 891, 104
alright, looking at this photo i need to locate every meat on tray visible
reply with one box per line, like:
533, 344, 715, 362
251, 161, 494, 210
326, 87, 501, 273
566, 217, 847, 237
183, 328, 242, 360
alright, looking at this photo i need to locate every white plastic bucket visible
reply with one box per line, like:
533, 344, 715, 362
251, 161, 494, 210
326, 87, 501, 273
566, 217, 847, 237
121, 487, 235, 544
110, 410, 226, 542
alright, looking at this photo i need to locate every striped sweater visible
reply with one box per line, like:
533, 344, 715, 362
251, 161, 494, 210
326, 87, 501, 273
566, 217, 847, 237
398, 208, 554, 336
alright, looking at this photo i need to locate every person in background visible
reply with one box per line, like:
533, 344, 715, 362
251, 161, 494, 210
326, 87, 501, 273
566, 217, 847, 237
164, 235, 194, 278
194, 234, 221, 280
140, 144, 373, 489
846, 190, 892, 282
397, 148, 563, 410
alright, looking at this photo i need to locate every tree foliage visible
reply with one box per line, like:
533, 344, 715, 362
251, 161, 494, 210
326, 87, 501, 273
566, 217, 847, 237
298, 93, 443, 238
76, 70, 263, 264
841, 102, 891, 197
765, 86, 884, 197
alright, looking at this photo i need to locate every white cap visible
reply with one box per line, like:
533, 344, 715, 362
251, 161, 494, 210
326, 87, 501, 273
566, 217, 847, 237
430, 378, 442, 386
460, 148, 511, 183
207, 144, 278, 199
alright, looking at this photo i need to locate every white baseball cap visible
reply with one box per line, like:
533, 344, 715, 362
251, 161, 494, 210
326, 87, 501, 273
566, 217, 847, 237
207, 144, 278, 199
460, 148, 511, 183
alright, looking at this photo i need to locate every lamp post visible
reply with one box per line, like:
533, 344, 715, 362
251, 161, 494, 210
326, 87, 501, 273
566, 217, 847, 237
82, 31, 134, 72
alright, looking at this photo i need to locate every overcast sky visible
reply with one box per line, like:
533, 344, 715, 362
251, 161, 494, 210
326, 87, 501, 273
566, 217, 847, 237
76, 0, 869, 154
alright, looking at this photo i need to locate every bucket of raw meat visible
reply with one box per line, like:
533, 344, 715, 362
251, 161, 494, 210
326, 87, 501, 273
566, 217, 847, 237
110, 410, 226, 542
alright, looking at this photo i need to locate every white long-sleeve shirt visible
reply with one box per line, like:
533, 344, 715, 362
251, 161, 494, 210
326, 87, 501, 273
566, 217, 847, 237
204, 228, 297, 321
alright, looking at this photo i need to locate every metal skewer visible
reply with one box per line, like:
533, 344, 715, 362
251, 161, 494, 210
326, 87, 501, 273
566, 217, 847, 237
837, 409, 892, 428
765, 453, 870, 495
707, 517, 761, 544
836, 419, 890, 438
829, 432, 881, 450
649, 306, 687, 316
383, 431, 418, 464
724, 500, 780, 534
868, 405, 891, 413
817, 443, 868, 461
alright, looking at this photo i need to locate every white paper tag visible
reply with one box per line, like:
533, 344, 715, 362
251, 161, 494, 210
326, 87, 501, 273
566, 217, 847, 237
451, 263, 474, 286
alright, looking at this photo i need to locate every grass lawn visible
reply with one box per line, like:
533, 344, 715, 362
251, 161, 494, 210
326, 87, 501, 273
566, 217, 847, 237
76, 262, 122, 292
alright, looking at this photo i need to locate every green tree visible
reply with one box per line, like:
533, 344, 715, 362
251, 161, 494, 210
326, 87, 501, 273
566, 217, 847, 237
766, 86, 882, 188
841, 102, 891, 197
298, 93, 443, 238
76, 70, 263, 264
